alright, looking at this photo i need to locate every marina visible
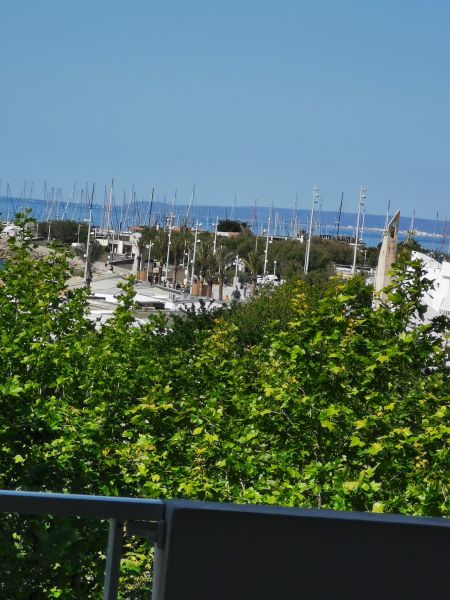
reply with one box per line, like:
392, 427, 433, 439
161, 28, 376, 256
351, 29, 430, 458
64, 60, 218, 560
0, 191, 447, 252
1, 183, 448, 326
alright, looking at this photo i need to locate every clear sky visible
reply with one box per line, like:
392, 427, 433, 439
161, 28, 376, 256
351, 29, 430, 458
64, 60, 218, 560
1, 0, 449, 218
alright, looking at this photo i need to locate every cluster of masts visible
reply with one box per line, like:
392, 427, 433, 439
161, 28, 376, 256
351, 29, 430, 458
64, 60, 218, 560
304, 185, 367, 275
0, 179, 374, 246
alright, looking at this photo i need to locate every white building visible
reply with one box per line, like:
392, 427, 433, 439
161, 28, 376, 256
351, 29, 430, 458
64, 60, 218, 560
411, 251, 450, 320
0, 224, 21, 238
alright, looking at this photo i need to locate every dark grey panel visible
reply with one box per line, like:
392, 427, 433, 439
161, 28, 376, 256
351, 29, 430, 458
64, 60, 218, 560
153, 501, 450, 600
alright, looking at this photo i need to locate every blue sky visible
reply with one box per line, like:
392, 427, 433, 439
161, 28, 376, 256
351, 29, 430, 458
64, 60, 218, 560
1, 0, 449, 218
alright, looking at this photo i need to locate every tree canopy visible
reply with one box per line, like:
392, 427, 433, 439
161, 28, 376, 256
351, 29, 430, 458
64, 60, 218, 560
0, 218, 448, 597
217, 219, 248, 232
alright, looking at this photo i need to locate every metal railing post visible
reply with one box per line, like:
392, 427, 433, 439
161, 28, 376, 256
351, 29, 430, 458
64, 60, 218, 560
103, 518, 124, 600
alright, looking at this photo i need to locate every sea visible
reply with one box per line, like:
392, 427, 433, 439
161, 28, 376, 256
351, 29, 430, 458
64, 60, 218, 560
0, 196, 446, 252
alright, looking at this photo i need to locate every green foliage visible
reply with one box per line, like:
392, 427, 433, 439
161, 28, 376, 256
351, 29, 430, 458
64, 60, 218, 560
87, 239, 105, 265
215, 245, 234, 300
38, 220, 88, 244
396, 236, 425, 265
215, 231, 360, 279
169, 235, 185, 283
0, 220, 448, 597
72, 238, 105, 284
0, 222, 98, 597
225, 280, 297, 346
217, 219, 247, 232
243, 251, 263, 294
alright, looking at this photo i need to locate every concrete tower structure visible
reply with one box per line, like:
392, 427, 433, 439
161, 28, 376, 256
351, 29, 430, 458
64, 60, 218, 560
374, 210, 400, 294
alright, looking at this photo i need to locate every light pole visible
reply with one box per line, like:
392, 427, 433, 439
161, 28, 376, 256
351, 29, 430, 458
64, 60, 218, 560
83, 184, 95, 287
273, 260, 277, 276
233, 254, 239, 288
146, 241, 153, 283
190, 220, 201, 294
184, 249, 190, 286
263, 216, 271, 277
352, 186, 367, 275
304, 185, 319, 274
164, 212, 174, 284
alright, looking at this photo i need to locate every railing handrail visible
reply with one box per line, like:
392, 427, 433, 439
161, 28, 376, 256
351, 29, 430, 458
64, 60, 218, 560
0, 490, 165, 600
1, 490, 449, 600
0, 489, 164, 521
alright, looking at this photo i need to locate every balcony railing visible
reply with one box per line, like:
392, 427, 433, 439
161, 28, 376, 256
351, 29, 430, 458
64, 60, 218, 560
0, 490, 449, 599
0, 490, 163, 599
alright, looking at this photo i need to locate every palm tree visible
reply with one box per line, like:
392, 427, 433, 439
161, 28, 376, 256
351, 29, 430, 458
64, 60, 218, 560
136, 235, 148, 272
244, 250, 263, 295
170, 235, 185, 286
216, 245, 234, 301
205, 253, 218, 298
153, 229, 167, 284
74, 240, 104, 288
196, 242, 211, 286
87, 239, 104, 266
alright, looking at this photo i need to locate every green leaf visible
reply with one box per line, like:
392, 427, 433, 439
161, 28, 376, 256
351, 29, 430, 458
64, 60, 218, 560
0, 377, 23, 397
372, 502, 385, 513
350, 435, 365, 448
368, 442, 384, 455
343, 481, 359, 493
320, 419, 335, 432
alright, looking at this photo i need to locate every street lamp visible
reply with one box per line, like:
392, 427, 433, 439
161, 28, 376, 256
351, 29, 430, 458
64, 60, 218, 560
263, 216, 272, 278
352, 186, 367, 275
184, 249, 191, 287
83, 185, 95, 287
304, 185, 319, 274
233, 254, 239, 288
273, 260, 277, 276
164, 212, 174, 284
146, 241, 153, 283
190, 220, 201, 294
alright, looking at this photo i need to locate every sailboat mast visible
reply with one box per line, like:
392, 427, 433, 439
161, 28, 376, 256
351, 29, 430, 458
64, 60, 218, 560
336, 192, 343, 237
213, 216, 218, 254
231, 193, 237, 220
292, 193, 298, 238
123, 185, 134, 232
251, 198, 257, 233
102, 179, 114, 231
438, 215, 447, 257
184, 184, 195, 228
146, 187, 155, 228
434, 211, 439, 252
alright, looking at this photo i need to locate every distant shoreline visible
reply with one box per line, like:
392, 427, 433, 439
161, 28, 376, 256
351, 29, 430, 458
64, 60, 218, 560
1, 197, 446, 251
